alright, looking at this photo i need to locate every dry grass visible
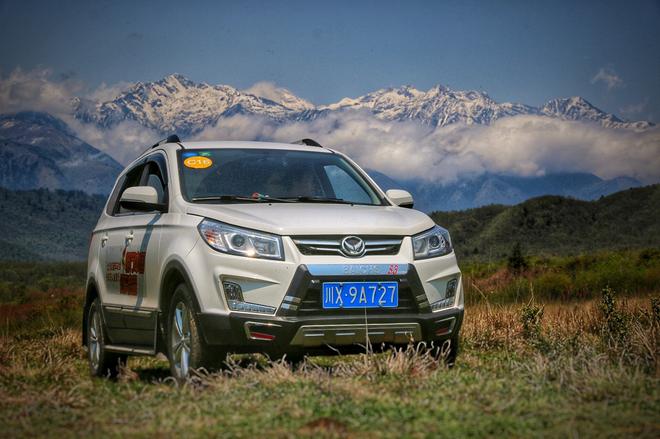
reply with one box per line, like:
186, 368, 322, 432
0, 278, 658, 437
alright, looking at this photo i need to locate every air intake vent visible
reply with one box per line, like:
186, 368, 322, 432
293, 236, 402, 257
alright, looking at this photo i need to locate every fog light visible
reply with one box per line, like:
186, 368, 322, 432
446, 278, 457, 298
223, 281, 244, 301
222, 280, 276, 314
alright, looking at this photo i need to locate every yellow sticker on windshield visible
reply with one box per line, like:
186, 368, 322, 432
184, 156, 213, 169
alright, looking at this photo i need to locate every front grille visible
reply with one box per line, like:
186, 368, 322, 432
293, 235, 402, 257
296, 278, 418, 316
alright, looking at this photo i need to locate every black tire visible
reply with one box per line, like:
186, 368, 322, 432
167, 283, 225, 380
86, 298, 127, 378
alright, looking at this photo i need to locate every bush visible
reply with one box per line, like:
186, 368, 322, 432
650, 297, 660, 323
533, 272, 573, 301
599, 287, 628, 345
465, 249, 660, 305
507, 242, 528, 274
520, 303, 544, 340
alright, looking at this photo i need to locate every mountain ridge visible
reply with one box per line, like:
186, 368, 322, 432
368, 170, 642, 212
430, 183, 660, 259
0, 111, 123, 194
72, 74, 654, 135
0, 109, 644, 209
0, 184, 656, 261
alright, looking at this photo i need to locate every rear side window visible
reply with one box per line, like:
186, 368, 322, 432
144, 159, 168, 206
112, 164, 146, 215
147, 173, 165, 203
107, 153, 169, 215
105, 175, 126, 216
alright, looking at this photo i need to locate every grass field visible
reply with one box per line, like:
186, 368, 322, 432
1, 250, 659, 438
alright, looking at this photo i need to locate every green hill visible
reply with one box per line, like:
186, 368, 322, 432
1, 185, 659, 262
431, 184, 660, 260
0, 188, 106, 261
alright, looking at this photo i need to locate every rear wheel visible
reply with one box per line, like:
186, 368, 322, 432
86, 298, 126, 378
167, 284, 225, 380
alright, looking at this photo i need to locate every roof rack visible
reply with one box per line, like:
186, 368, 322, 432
292, 138, 322, 147
151, 134, 181, 148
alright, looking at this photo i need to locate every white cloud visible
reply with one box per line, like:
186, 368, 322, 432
85, 80, 132, 102
0, 67, 84, 116
591, 67, 624, 91
243, 81, 285, 101
66, 118, 160, 165
0, 68, 149, 164
195, 112, 660, 185
2, 67, 659, 182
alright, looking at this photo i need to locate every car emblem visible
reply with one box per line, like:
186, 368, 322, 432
340, 236, 366, 257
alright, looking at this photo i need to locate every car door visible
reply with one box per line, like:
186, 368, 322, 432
100, 154, 168, 347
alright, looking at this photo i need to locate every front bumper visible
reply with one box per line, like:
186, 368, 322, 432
192, 252, 463, 353
198, 306, 463, 352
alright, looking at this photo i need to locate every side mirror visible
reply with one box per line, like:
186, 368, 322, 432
386, 189, 414, 208
119, 186, 166, 212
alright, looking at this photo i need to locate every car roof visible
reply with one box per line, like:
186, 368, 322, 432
131, 140, 336, 168
177, 140, 334, 153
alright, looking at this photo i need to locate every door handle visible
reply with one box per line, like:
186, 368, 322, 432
101, 236, 108, 247
125, 233, 134, 244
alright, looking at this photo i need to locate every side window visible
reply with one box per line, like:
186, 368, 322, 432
144, 160, 168, 206
113, 163, 146, 215
105, 174, 126, 216
323, 165, 373, 204
110, 153, 169, 216
147, 173, 165, 203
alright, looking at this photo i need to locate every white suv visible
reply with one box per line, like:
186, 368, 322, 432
83, 137, 464, 379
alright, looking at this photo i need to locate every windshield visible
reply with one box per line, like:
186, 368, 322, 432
178, 148, 384, 205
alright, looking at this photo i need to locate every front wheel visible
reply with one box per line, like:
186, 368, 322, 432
86, 298, 126, 378
167, 284, 225, 380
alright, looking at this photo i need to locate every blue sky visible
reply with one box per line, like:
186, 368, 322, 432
0, 0, 658, 121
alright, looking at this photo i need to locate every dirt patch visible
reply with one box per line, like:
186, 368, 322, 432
299, 417, 350, 437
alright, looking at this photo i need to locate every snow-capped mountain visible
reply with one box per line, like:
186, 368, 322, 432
74, 74, 301, 135
317, 85, 536, 126
242, 82, 314, 112
0, 110, 646, 210
540, 97, 653, 130
73, 74, 653, 135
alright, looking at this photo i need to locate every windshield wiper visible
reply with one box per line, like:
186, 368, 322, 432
191, 195, 353, 205
191, 195, 292, 203
284, 196, 353, 205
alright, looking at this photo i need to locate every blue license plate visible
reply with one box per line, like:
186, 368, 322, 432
322, 282, 399, 309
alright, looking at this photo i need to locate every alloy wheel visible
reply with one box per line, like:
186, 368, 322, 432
88, 307, 101, 370
171, 301, 192, 378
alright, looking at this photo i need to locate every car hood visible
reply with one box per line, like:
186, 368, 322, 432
185, 202, 435, 236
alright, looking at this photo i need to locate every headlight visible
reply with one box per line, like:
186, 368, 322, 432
198, 219, 284, 260
412, 225, 452, 259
